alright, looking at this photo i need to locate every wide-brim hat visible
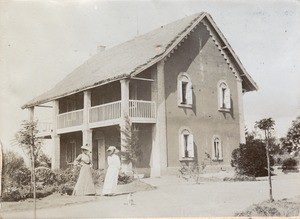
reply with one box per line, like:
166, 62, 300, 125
81, 145, 91, 151
107, 146, 117, 152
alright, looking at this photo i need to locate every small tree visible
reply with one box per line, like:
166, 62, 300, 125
255, 118, 275, 202
120, 115, 142, 175
15, 120, 43, 218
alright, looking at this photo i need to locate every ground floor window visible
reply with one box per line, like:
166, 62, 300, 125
212, 136, 223, 161
180, 128, 194, 159
66, 141, 77, 164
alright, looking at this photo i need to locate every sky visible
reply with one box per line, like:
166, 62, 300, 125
0, 0, 299, 155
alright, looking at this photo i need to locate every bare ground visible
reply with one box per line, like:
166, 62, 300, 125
1, 169, 299, 218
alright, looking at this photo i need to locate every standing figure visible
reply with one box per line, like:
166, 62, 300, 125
72, 145, 96, 196
102, 146, 121, 196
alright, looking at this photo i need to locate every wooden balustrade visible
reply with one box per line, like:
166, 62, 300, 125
89, 101, 121, 123
57, 109, 83, 129
129, 100, 156, 119
54, 100, 155, 132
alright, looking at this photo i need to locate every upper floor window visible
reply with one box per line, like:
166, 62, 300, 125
178, 73, 193, 107
179, 128, 194, 159
218, 81, 231, 111
212, 136, 223, 161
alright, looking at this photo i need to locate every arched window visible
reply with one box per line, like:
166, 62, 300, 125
212, 136, 223, 161
178, 73, 193, 107
218, 81, 231, 111
179, 128, 194, 159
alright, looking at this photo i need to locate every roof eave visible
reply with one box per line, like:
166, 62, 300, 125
204, 14, 258, 92
21, 74, 130, 109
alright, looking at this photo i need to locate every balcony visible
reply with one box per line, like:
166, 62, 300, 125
57, 109, 84, 134
129, 100, 156, 123
52, 100, 156, 133
89, 100, 156, 128
89, 101, 122, 128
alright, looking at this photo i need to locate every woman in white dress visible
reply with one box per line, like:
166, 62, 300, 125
102, 146, 121, 196
72, 145, 96, 196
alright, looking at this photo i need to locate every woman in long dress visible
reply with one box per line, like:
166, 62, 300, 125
102, 146, 121, 196
72, 145, 96, 196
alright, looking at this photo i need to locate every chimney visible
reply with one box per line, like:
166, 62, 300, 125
97, 45, 106, 53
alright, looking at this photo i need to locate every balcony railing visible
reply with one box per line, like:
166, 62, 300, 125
57, 109, 83, 129
55, 100, 156, 132
89, 101, 121, 123
129, 100, 156, 119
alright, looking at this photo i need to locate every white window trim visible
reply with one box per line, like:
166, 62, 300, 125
177, 73, 193, 108
217, 80, 231, 112
211, 135, 223, 161
178, 127, 195, 161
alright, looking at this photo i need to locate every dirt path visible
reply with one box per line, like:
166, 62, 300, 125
1, 172, 300, 218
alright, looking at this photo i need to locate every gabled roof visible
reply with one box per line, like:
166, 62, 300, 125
22, 12, 258, 109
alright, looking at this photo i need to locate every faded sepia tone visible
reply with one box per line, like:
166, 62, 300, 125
0, 0, 299, 218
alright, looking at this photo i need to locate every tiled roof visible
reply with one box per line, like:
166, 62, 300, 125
22, 12, 257, 109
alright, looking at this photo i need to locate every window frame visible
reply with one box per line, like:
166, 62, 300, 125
66, 140, 77, 164
177, 73, 193, 108
211, 135, 223, 161
217, 80, 231, 112
179, 127, 195, 161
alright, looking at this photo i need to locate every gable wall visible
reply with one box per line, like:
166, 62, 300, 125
163, 22, 241, 167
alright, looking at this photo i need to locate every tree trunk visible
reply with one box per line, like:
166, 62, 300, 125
266, 143, 274, 202
30, 146, 36, 219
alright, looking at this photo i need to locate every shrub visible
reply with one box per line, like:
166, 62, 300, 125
178, 161, 206, 184
25, 186, 56, 199
57, 183, 75, 195
118, 172, 134, 184
282, 158, 298, 172
35, 151, 52, 168
10, 166, 32, 186
35, 166, 56, 185
236, 198, 300, 217
53, 167, 80, 186
282, 157, 298, 168
223, 175, 256, 182
236, 204, 281, 216
231, 137, 274, 177
2, 151, 31, 188
91, 168, 105, 186
0, 188, 22, 202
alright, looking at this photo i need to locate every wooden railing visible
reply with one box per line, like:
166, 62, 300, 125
129, 100, 156, 119
89, 101, 121, 123
57, 109, 83, 129
55, 100, 155, 132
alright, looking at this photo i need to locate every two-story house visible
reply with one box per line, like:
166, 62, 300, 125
22, 12, 258, 177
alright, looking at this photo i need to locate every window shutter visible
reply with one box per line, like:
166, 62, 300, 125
178, 80, 183, 104
224, 88, 231, 109
218, 87, 223, 108
212, 141, 217, 160
218, 141, 223, 159
187, 134, 194, 157
180, 134, 185, 158
186, 82, 193, 105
